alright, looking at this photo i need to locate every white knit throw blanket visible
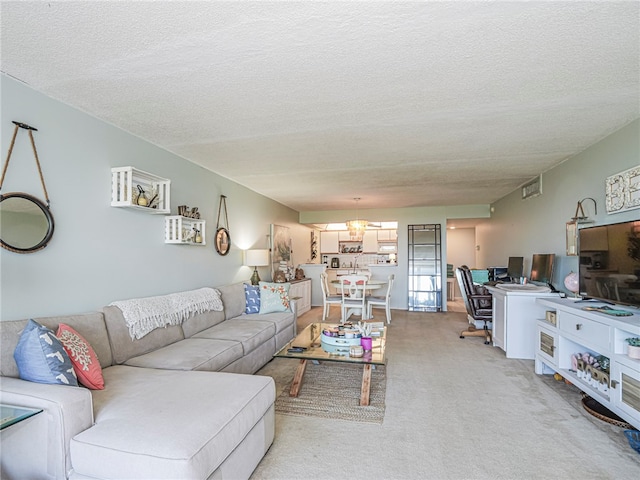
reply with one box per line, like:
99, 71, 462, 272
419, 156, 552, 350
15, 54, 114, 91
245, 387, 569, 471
110, 287, 223, 340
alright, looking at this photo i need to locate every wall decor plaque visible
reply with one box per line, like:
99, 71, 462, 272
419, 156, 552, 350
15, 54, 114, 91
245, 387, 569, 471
605, 165, 640, 214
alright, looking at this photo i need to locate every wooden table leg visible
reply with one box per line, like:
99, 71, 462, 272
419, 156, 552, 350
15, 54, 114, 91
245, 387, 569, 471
289, 359, 308, 397
360, 364, 372, 406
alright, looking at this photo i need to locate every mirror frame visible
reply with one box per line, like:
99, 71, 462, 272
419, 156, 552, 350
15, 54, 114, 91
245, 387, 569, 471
0, 192, 55, 254
215, 227, 230, 256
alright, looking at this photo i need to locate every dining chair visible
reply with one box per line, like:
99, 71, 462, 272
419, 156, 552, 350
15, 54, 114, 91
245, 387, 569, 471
338, 274, 368, 323
366, 274, 394, 324
320, 272, 342, 321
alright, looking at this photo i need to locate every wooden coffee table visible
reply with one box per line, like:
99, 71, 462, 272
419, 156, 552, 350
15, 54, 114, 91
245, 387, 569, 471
274, 322, 386, 406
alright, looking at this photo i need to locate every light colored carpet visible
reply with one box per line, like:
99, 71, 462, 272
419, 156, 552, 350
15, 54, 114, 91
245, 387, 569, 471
274, 362, 386, 424
253, 306, 640, 480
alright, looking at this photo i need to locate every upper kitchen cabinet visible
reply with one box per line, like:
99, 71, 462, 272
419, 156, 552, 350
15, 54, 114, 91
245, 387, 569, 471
320, 231, 339, 253
377, 229, 397, 241
362, 230, 378, 253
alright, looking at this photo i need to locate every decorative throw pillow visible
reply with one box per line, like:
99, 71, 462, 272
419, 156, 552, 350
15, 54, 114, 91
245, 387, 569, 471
14, 319, 78, 386
258, 282, 291, 314
56, 323, 105, 390
244, 283, 261, 314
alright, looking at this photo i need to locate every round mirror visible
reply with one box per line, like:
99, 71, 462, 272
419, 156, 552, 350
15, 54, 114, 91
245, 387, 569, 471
215, 227, 230, 256
0, 192, 55, 253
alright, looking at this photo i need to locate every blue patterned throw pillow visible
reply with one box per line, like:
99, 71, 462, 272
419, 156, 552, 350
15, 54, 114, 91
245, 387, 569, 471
244, 283, 261, 314
259, 282, 291, 314
14, 319, 78, 386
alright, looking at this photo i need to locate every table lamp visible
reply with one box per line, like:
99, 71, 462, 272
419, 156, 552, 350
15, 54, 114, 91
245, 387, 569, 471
245, 249, 270, 285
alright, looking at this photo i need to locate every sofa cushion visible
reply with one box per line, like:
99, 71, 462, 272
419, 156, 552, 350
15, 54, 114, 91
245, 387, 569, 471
243, 311, 295, 334
103, 305, 185, 364
124, 338, 243, 371
244, 283, 261, 314
57, 323, 104, 390
180, 309, 226, 338
14, 319, 78, 386
193, 319, 275, 355
70, 366, 275, 480
217, 282, 246, 320
258, 282, 291, 314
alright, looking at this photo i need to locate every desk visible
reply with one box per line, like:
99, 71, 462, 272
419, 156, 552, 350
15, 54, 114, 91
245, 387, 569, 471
331, 280, 386, 320
486, 286, 559, 359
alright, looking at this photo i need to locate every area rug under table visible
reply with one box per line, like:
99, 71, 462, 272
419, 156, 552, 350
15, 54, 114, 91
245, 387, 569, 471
274, 361, 386, 424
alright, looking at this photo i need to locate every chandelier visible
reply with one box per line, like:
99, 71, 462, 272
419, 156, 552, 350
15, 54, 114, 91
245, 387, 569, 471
346, 198, 368, 240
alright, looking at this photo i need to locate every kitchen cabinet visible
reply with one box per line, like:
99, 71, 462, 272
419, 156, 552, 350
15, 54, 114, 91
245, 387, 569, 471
362, 231, 378, 253
377, 229, 397, 241
338, 231, 352, 241
320, 231, 339, 253
535, 297, 640, 430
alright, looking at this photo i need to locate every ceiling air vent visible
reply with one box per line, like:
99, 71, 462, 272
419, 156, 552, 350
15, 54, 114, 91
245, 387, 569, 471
522, 175, 542, 200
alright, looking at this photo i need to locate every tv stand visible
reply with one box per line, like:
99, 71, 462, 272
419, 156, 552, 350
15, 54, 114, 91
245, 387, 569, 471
535, 297, 640, 430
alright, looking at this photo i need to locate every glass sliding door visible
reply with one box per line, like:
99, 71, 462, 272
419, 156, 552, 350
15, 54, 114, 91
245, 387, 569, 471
408, 224, 442, 312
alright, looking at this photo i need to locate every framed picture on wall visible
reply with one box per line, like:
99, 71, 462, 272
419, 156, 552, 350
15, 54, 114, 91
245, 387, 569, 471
566, 221, 578, 256
270, 224, 292, 281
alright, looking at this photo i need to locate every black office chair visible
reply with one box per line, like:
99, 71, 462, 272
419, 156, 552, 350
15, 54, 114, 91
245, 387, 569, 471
455, 265, 493, 345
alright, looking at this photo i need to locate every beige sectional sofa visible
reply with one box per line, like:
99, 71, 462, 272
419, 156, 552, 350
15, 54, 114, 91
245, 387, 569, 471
0, 282, 297, 480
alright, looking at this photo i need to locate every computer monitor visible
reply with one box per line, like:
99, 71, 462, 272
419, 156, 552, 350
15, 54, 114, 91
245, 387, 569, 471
507, 257, 524, 280
530, 254, 555, 285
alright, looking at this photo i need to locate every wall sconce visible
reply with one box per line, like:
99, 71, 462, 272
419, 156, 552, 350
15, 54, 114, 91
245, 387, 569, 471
566, 198, 597, 256
244, 249, 270, 285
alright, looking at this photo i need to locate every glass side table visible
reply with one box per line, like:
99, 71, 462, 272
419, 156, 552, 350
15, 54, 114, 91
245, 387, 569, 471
1, 404, 43, 430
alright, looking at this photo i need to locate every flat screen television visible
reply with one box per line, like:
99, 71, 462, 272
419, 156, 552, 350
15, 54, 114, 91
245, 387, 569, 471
578, 220, 640, 308
529, 253, 555, 286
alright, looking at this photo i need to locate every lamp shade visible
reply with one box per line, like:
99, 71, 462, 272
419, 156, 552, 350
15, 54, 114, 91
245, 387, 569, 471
245, 249, 270, 267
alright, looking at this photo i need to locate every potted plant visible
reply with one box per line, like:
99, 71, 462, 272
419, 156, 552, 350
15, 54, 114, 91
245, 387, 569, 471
625, 337, 640, 359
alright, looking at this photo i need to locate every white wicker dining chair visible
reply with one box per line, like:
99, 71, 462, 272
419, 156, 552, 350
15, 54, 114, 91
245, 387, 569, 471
338, 274, 368, 323
366, 274, 394, 324
320, 272, 342, 321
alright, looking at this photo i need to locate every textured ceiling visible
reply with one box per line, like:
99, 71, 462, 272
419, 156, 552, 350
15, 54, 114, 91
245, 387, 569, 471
1, 1, 638, 212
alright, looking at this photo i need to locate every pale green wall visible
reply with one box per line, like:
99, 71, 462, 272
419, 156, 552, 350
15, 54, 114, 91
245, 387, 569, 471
0, 75, 311, 321
476, 119, 640, 292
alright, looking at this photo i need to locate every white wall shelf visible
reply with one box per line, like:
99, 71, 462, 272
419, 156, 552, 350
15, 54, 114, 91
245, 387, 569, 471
111, 166, 171, 214
165, 216, 206, 245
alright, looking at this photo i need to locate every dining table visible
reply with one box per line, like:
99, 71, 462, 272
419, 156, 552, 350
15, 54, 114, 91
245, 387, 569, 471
331, 278, 386, 321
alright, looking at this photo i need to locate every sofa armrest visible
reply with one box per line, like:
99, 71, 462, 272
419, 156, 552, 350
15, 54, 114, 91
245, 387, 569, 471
1, 377, 94, 479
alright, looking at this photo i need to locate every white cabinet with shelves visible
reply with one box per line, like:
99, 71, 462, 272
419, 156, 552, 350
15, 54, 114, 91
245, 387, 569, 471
111, 166, 170, 214
535, 297, 640, 430
165, 216, 206, 245
289, 278, 311, 316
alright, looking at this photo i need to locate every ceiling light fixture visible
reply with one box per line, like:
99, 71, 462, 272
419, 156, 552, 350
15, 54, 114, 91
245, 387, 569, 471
346, 197, 368, 241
